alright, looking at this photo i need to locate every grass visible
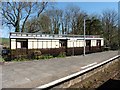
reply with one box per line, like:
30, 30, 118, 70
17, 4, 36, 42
0, 57, 5, 62
10, 54, 54, 62
1, 38, 9, 47
7, 52, 66, 62
13, 58, 29, 62
36, 55, 54, 60
57, 52, 66, 58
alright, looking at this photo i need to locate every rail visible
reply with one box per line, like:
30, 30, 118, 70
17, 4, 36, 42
35, 55, 120, 89
10, 32, 101, 38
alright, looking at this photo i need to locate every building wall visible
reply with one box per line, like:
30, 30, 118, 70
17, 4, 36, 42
68, 40, 73, 47
67, 40, 85, 48
28, 39, 60, 49
101, 39, 104, 46
10, 38, 104, 58
11, 39, 104, 50
17, 42, 21, 48
80, 40, 85, 47
33, 39, 37, 49
52, 40, 59, 48
28, 39, 33, 49
11, 39, 16, 49
91, 40, 96, 46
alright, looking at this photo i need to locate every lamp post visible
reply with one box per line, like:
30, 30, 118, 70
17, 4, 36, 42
83, 16, 87, 56
72, 38, 74, 56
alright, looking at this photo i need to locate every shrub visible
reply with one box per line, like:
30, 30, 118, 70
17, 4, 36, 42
30, 50, 42, 59
12, 57, 29, 62
0, 57, 5, 62
37, 55, 53, 60
57, 52, 66, 58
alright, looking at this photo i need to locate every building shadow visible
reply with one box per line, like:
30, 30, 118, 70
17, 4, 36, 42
96, 79, 120, 90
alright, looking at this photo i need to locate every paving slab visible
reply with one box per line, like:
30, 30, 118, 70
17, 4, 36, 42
1, 51, 119, 88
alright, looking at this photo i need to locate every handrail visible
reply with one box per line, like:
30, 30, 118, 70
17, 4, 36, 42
10, 32, 101, 38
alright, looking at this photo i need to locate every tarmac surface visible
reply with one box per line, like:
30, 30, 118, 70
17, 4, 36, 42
1, 50, 119, 88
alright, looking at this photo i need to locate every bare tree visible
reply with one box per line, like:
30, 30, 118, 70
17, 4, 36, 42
101, 9, 118, 47
24, 18, 40, 33
36, 14, 51, 34
85, 15, 102, 35
2, 2, 48, 32
36, 2, 48, 17
46, 9, 63, 34
64, 5, 85, 35
64, 9, 71, 34
76, 12, 86, 35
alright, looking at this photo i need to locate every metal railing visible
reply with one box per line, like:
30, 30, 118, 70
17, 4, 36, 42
10, 32, 101, 38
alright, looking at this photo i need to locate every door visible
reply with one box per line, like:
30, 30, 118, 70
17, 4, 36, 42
59, 39, 67, 55
97, 40, 101, 49
16, 39, 28, 57
86, 40, 91, 51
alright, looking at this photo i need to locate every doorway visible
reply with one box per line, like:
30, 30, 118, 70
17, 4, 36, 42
59, 39, 67, 54
86, 40, 91, 51
16, 39, 28, 57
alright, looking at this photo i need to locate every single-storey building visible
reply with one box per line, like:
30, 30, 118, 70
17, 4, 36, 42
9, 32, 104, 58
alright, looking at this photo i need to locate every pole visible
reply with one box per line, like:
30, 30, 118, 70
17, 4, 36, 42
83, 18, 86, 56
73, 29, 74, 56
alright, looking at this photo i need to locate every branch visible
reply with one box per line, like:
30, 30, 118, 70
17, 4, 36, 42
37, 2, 48, 17
8, 2, 17, 17
6, 10, 15, 23
2, 9, 15, 26
21, 4, 32, 32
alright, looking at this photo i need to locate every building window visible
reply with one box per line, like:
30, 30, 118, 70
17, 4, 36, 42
97, 40, 101, 46
17, 39, 28, 49
21, 41, 28, 48
86, 40, 91, 46
59, 39, 67, 47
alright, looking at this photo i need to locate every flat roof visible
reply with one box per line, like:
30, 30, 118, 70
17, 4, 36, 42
10, 32, 103, 40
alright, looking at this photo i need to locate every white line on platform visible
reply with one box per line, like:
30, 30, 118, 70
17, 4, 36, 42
81, 62, 97, 69
35, 55, 120, 89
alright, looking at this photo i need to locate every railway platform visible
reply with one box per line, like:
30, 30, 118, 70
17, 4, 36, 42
1, 50, 119, 88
